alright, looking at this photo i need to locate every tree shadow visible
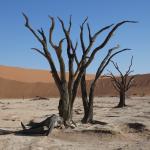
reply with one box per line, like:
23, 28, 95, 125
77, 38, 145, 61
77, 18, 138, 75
94, 105, 113, 109
0, 126, 50, 136
0, 129, 14, 135
112, 104, 133, 109
127, 123, 146, 132
91, 120, 108, 125
106, 115, 120, 117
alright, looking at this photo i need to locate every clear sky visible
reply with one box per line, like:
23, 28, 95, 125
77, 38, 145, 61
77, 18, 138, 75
0, 0, 149, 75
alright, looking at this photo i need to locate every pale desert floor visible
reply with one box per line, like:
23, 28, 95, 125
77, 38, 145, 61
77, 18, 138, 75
0, 97, 150, 150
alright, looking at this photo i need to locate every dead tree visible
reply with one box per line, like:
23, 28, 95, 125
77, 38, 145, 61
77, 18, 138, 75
81, 46, 131, 123
107, 56, 135, 107
23, 13, 136, 125
80, 22, 137, 123
22, 14, 83, 125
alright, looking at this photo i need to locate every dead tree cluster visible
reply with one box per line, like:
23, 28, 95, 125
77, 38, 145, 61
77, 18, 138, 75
107, 56, 135, 107
22, 13, 136, 127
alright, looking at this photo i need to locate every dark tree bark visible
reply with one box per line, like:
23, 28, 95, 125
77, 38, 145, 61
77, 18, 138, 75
107, 57, 135, 108
83, 82, 95, 123
81, 72, 89, 122
81, 47, 131, 123
80, 20, 137, 123
22, 14, 76, 124
118, 90, 126, 107
23, 13, 136, 125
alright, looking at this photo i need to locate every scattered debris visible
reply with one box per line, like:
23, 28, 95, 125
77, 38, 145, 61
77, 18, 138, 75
74, 109, 82, 115
31, 96, 49, 101
127, 122, 146, 132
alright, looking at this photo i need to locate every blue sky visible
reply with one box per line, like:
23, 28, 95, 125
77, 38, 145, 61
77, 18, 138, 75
0, 0, 149, 75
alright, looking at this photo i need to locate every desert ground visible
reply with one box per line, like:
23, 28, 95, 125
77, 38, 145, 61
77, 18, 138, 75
0, 97, 150, 150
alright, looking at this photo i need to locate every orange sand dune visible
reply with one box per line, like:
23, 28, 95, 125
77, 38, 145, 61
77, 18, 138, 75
0, 65, 94, 83
0, 65, 53, 83
0, 65, 150, 98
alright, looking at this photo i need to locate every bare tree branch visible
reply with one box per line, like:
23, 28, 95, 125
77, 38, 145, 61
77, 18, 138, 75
106, 72, 122, 89
58, 38, 65, 50
49, 16, 57, 49
126, 76, 135, 90
125, 56, 133, 75
22, 13, 43, 43
111, 81, 120, 92
80, 17, 88, 52
37, 28, 47, 44
23, 13, 62, 93
31, 48, 46, 57
71, 41, 79, 65
110, 60, 124, 78
68, 15, 72, 33
87, 23, 92, 42
84, 21, 137, 68
94, 21, 137, 51
94, 46, 119, 81
58, 17, 72, 57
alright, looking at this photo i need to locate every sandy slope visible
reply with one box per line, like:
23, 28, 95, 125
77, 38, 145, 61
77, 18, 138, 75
0, 65, 95, 83
0, 75, 150, 98
0, 65, 53, 83
0, 65, 150, 98
0, 97, 150, 150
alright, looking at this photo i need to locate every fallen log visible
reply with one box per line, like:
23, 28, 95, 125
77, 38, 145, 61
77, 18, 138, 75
15, 126, 47, 136
0, 114, 63, 136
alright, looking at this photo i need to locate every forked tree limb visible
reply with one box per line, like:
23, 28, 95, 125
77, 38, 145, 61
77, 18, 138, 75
73, 19, 136, 106
75, 21, 137, 84
108, 56, 135, 93
49, 16, 57, 49
94, 46, 120, 82
84, 21, 137, 69
110, 60, 124, 78
126, 75, 135, 90
106, 73, 121, 91
22, 13, 42, 43
23, 13, 63, 93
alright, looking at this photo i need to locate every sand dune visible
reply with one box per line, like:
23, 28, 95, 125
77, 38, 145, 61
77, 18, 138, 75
0, 65, 150, 98
0, 65, 53, 83
0, 65, 95, 83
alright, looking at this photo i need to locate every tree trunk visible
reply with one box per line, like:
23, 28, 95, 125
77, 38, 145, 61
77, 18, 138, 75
87, 83, 95, 122
59, 99, 74, 122
58, 86, 75, 125
81, 73, 89, 123
82, 82, 95, 123
58, 82, 71, 122
82, 104, 93, 123
117, 91, 126, 107
58, 95, 69, 121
